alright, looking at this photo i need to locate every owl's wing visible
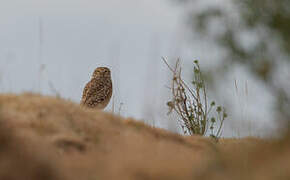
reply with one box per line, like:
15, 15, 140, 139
82, 78, 107, 106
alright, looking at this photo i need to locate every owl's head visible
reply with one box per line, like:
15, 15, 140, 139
92, 67, 111, 78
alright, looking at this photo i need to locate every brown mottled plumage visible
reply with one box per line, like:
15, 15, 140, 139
81, 67, 112, 109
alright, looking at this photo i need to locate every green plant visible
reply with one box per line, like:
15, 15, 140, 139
163, 58, 227, 140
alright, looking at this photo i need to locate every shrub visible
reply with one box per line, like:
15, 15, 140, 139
163, 58, 227, 140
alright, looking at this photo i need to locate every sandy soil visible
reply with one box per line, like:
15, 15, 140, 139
0, 93, 289, 180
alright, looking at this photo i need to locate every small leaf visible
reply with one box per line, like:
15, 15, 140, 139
223, 112, 228, 118
210, 134, 216, 138
167, 101, 174, 108
216, 106, 222, 112
188, 115, 194, 121
197, 83, 203, 88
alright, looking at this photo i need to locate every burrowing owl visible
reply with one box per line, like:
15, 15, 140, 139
80, 67, 112, 109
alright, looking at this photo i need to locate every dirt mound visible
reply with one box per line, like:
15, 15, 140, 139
0, 93, 289, 180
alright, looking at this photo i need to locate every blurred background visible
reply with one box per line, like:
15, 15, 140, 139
0, 0, 289, 137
